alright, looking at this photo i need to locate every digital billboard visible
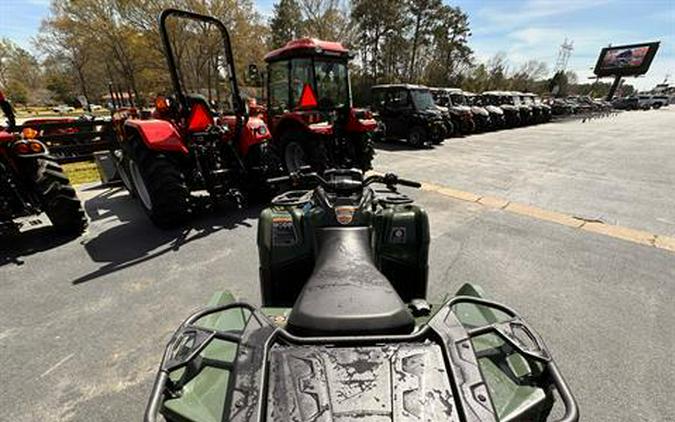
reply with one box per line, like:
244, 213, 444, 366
594, 42, 660, 77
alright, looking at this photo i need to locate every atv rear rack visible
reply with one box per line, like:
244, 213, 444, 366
145, 298, 579, 422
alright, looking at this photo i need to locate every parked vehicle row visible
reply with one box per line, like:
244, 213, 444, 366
370, 85, 552, 147
613, 94, 670, 110
545, 96, 615, 116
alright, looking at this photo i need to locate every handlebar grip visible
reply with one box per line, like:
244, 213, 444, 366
397, 178, 422, 188
266, 176, 290, 184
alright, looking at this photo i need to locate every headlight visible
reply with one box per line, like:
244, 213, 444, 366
256, 125, 268, 136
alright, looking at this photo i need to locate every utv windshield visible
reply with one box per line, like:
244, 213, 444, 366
483, 95, 498, 106
431, 91, 451, 107
411, 89, 437, 110
521, 96, 533, 105
450, 94, 467, 106
467, 95, 482, 106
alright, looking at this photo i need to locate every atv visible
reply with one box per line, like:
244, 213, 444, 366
113, 9, 281, 228
0, 91, 87, 235
258, 38, 377, 173
371, 84, 448, 147
144, 168, 579, 422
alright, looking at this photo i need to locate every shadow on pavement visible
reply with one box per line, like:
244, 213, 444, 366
374, 140, 442, 151
0, 226, 80, 267
72, 187, 262, 285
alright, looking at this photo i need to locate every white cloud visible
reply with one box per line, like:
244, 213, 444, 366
476, 0, 613, 34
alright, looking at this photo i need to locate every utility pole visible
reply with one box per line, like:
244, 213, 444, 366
554, 38, 574, 74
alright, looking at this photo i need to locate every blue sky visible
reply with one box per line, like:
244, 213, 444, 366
1, 0, 673, 90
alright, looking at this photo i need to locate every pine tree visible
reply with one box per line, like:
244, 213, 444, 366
270, 0, 304, 49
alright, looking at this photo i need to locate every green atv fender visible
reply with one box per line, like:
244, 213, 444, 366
159, 284, 556, 422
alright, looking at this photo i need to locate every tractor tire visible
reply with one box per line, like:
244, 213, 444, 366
353, 134, 375, 171
408, 126, 427, 148
282, 139, 309, 173
35, 157, 87, 235
278, 131, 329, 173
113, 149, 136, 197
128, 139, 191, 229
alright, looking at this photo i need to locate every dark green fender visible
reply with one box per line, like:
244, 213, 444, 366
161, 285, 556, 422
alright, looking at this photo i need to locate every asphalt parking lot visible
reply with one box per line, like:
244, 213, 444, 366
1, 108, 674, 421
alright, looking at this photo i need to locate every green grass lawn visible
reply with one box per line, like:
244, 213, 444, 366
62, 161, 101, 185
15, 108, 109, 120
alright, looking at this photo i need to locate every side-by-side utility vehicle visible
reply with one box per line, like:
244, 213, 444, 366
467, 92, 505, 129
371, 84, 448, 147
507, 91, 535, 125
0, 91, 86, 235
260, 38, 377, 172
451, 89, 492, 131
112, 9, 281, 228
430, 87, 476, 135
144, 168, 580, 422
522, 92, 551, 123
483, 91, 523, 127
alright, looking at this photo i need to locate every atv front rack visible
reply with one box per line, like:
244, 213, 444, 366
145, 298, 579, 422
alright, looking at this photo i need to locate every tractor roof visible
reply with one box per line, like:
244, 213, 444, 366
264, 38, 350, 62
372, 84, 429, 91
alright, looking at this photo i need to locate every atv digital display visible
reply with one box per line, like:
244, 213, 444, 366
594, 42, 660, 77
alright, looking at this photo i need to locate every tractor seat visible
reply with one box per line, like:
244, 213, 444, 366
286, 227, 415, 336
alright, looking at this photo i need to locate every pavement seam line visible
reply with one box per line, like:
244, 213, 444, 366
418, 180, 675, 253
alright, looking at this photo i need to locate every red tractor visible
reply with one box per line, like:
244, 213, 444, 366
256, 38, 377, 173
0, 91, 86, 235
114, 9, 281, 228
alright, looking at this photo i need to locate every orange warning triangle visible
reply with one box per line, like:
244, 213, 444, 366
298, 83, 318, 108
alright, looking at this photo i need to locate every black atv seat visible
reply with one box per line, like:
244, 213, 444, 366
286, 227, 415, 336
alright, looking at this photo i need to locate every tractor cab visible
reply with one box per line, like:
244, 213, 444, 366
258, 38, 376, 173
264, 38, 352, 122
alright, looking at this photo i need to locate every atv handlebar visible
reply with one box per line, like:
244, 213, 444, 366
367, 173, 422, 189
267, 170, 421, 193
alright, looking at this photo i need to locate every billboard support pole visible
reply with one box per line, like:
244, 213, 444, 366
606, 75, 622, 101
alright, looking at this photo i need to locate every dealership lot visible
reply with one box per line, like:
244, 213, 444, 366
1, 108, 674, 421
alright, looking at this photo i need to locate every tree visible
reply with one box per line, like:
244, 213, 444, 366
549, 70, 568, 97
564, 70, 578, 85
0, 38, 43, 104
36, 0, 269, 104
486, 52, 508, 90
298, 0, 352, 41
424, 5, 472, 86
406, 0, 442, 81
510, 60, 548, 91
351, 0, 407, 82
270, 0, 304, 49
